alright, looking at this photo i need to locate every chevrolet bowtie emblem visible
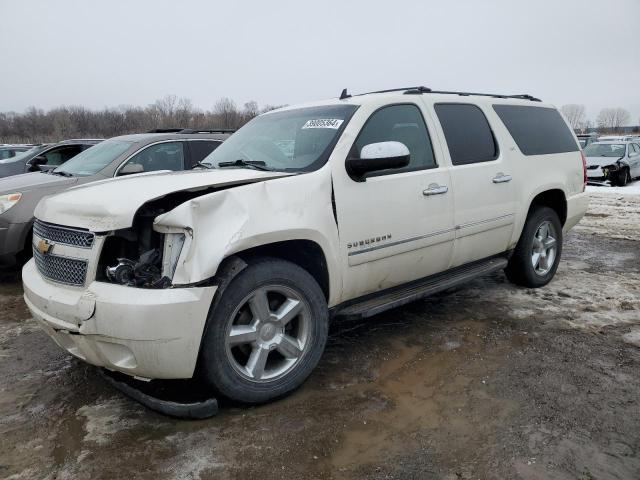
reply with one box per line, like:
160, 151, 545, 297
37, 239, 53, 255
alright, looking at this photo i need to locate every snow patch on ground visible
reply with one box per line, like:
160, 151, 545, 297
161, 430, 226, 479
586, 180, 640, 196
76, 397, 141, 446
622, 329, 640, 348
574, 191, 640, 242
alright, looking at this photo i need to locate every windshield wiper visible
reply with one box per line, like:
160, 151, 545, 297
217, 159, 273, 171
50, 170, 73, 177
192, 161, 213, 170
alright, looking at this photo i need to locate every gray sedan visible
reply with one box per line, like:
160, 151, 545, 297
0, 130, 230, 266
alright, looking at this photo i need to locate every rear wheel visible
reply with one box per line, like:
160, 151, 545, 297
505, 206, 562, 288
199, 258, 328, 404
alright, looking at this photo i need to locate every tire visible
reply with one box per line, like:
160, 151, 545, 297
614, 168, 629, 187
505, 206, 562, 288
199, 258, 328, 404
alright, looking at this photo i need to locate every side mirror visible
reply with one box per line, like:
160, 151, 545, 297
26, 155, 47, 171
27, 155, 47, 166
346, 141, 410, 181
119, 163, 144, 176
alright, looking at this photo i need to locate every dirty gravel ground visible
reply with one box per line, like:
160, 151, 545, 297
1, 189, 640, 480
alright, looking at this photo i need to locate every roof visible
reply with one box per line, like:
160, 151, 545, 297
270, 86, 553, 114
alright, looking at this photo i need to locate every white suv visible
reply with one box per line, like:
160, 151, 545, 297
23, 87, 589, 405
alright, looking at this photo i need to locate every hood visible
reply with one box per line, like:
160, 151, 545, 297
34, 168, 292, 231
0, 171, 77, 194
586, 156, 623, 168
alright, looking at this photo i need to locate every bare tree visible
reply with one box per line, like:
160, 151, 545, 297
0, 96, 276, 143
596, 108, 631, 133
213, 97, 239, 128
560, 104, 587, 131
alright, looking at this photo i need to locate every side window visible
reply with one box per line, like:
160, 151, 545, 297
492, 105, 579, 156
189, 140, 221, 164
631, 144, 639, 155
351, 104, 436, 175
434, 103, 498, 165
43, 145, 84, 166
123, 142, 185, 174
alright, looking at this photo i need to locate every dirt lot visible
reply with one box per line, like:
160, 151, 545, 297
1, 187, 640, 480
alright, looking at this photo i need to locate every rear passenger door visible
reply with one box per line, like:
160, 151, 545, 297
433, 103, 516, 268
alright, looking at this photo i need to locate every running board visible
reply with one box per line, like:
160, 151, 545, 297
334, 256, 508, 320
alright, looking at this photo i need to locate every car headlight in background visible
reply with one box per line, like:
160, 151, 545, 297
162, 232, 186, 279
0, 193, 22, 214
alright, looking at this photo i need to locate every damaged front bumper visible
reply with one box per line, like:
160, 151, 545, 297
23, 259, 216, 379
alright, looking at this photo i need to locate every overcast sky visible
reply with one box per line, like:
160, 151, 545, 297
1, 0, 639, 124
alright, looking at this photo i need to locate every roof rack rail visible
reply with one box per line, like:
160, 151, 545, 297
147, 128, 185, 133
177, 128, 236, 134
340, 87, 541, 102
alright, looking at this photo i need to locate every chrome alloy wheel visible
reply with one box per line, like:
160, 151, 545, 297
224, 285, 312, 382
531, 220, 558, 276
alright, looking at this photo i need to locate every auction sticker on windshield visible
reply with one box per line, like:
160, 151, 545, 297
302, 119, 344, 129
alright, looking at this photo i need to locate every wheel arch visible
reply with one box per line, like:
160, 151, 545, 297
526, 188, 567, 226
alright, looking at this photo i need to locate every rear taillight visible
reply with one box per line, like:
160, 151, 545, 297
581, 151, 587, 191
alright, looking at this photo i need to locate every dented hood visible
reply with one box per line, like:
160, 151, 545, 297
34, 169, 292, 231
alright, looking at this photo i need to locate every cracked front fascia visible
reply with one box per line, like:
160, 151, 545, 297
153, 170, 343, 306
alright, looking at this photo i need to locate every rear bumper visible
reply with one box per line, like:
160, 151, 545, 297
564, 192, 589, 233
23, 259, 217, 379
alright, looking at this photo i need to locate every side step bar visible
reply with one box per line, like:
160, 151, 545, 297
334, 256, 508, 320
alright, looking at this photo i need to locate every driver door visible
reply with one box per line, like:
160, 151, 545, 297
332, 102, 455, 301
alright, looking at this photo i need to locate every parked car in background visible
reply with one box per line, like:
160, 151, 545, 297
0, 145, 33, 160
0, 130, 230, 266
21, 87, 588, 407
576, 133, 598, 149
597, 135, 637, 142
0, 139, 105, 178
584, 140, 640, 186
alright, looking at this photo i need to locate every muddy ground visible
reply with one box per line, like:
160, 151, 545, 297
1, 189, 640, 480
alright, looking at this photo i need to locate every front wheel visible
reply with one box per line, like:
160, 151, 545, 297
505, 206, 562, 288
614, 168, 629, 187
199, 258, 329, 404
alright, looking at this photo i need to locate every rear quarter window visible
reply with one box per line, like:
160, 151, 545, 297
493, 105, 579, 155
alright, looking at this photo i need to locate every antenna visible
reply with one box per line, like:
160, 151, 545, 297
339, 88, 351, 100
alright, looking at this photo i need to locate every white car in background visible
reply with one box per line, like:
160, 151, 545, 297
584, 140, 640, 186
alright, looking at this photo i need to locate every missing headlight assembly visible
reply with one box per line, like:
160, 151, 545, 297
98, 204, 186, 289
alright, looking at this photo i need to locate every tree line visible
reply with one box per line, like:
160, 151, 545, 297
560, 104, 638, 133
2, 96, 637, 143
0, 95, 284, 143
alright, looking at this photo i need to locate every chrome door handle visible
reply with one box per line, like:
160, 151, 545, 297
493, 173, 512, 183
423, 183, 448, 196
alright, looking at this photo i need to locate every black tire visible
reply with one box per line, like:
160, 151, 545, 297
199, 258, 328, 404
614, 168, 629, 187
505, 206, 563, 288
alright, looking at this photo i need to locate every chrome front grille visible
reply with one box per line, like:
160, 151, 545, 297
33, 248, 88, 286
33, 220, 95, 248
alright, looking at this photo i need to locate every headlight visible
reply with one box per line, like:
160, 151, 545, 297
161, 232, 186, 279
0, 193, 22, 214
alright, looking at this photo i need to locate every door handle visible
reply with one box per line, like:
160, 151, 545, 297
423, 183, 448, 196
493, 173, 512, 183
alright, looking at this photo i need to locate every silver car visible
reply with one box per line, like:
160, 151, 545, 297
0, 130, 231, 266
584, 140, 640, 186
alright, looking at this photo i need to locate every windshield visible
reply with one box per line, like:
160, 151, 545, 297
55, 140, 132, 176
583, 143, 626, 158
202, 105, 358, 171
0, 145, 43, 164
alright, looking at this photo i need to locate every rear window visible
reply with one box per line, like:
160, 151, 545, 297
434, 103, 498, 165
493, 105, 579, 156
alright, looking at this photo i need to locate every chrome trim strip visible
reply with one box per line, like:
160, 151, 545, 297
347, 213, 514, 257
456, 213, 514, 230
348, 227, 454, 256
